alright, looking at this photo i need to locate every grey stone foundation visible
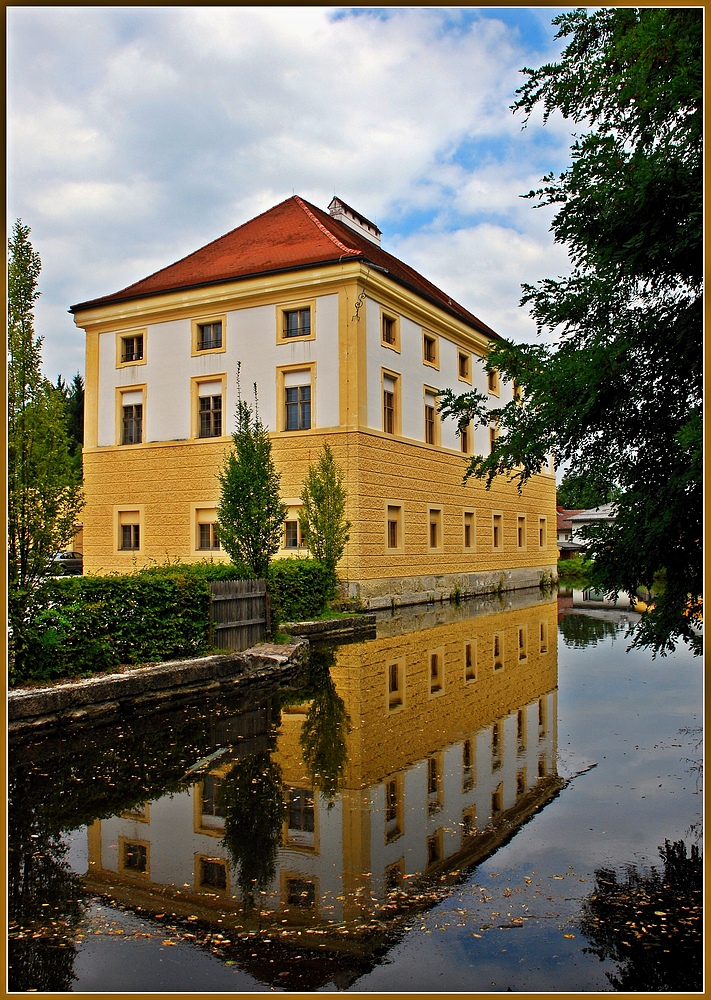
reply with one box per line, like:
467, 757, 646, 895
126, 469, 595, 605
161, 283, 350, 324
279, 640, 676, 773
347, 565, 557, 611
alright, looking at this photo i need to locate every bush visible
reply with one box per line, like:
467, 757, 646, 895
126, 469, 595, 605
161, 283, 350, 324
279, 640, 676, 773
268, 559, 332, 623
11, 562, 247, 685
557, 555, 594, 583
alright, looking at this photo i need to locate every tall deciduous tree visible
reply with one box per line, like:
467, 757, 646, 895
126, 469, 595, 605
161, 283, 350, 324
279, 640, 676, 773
298, 443, 351, 594
557, 471, 617, 512
439, 8, 702, 655
8, 221, 84, 620
217, 365, 287, 578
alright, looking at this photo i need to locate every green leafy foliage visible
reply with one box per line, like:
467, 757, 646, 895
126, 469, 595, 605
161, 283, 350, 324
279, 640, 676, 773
8, 221, 84, 642
438, 9, 702, 656
557, 471, 617, 511
298, 443, 351, 595
267, 559, 333, 623
11, 562, 244, 684
557, 555, 594, 584
217, 366, 287, 578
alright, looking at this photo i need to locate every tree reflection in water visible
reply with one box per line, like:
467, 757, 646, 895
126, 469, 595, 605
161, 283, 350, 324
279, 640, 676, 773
579, 839, 702, 992
297, 644, 351, 805
8, 822, 87, 992
559, 613, 619, 648
220, 749, 286, 911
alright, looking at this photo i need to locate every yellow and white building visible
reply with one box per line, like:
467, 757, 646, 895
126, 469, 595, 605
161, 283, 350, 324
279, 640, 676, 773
71, 195, 557, 607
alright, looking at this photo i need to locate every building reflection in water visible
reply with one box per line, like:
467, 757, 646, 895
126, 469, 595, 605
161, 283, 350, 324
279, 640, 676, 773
83, 592, 559, 944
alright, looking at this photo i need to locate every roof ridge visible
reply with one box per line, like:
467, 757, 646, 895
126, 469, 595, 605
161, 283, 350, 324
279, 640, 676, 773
294, 195, 362, 257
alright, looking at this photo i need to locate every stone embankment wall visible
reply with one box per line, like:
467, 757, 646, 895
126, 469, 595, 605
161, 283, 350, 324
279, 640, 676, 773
8, 641, 308, 736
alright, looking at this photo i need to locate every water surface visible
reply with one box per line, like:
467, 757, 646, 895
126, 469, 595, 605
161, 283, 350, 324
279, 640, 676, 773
8, 591, 702, 992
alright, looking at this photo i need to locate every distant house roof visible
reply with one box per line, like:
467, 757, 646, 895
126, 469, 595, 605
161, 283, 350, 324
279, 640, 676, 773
556, 507, 585, 532
69, 195, 501, 340
569, 503, 617, 524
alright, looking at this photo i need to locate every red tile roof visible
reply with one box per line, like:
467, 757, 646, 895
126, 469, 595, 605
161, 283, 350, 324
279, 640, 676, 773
556, 507, 585, 531
70, 195, 500, 339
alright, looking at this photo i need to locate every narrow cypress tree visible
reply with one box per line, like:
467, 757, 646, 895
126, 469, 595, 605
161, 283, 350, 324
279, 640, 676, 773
217, 364, 286, 578
298, 443, 351, 595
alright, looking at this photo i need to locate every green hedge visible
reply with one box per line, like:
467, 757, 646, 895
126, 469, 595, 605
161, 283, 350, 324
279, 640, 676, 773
268, 558, 332, 623
12, 562, 244, 685
11, 558, 332, 685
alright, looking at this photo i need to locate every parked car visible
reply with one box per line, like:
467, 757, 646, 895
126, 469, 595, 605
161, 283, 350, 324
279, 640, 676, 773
47, 551, 83, 575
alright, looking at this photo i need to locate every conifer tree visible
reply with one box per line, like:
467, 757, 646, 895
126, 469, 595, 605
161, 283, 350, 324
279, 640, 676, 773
217, 365, 286, 578
298, 443, 351, 595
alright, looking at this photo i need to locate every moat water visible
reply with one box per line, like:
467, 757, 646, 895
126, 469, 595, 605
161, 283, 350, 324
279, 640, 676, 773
8, 589, 702, 992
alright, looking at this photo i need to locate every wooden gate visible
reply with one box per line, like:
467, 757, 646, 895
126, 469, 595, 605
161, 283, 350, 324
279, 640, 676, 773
209, 580, 269, 652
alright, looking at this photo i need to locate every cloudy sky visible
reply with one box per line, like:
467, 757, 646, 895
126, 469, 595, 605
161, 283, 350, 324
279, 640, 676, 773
8, 6, 575, 383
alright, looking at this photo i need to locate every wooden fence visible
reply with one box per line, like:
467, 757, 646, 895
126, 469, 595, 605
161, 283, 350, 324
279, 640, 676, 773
209, 579, 269, 652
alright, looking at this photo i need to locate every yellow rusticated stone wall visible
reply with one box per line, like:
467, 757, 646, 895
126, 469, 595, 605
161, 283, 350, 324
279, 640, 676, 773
81, 428, 557, 603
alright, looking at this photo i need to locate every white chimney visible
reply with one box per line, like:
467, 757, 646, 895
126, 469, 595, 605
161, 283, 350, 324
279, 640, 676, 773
328, 197, 381, 245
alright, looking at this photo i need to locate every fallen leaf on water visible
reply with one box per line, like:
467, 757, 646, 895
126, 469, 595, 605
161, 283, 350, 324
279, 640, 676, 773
564, 933, 575, 939
162, 940, 177, 946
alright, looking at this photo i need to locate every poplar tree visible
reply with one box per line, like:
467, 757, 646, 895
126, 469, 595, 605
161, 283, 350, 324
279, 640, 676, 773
8, 221, 84, 612
217, 366, 286, 578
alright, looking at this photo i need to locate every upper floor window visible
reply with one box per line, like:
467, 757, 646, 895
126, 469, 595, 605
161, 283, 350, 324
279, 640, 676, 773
277, 302, 315, 343
121, 333, 143, 363
423, 332, 439, 368
458, 350, 471, 382
117, 329, 147, 368
122, 403, 142, 445
424, 390, 438, 445
381, 310, 400, 351
119, 388, 144, 445
191, 315, 226, 355
285, 383, 311, 430
199, 395, 222, 438
194, 379, 225, 438
284, 307, 310, 339
488, 367, 500, 395
382, 371, 400, 435
278, 366, 314, 432
197, 321, 222, 351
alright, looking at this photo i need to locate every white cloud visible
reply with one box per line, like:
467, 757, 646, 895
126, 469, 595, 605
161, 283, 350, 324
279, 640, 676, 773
390, 218, 570, 344
7, 6, 575, 379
